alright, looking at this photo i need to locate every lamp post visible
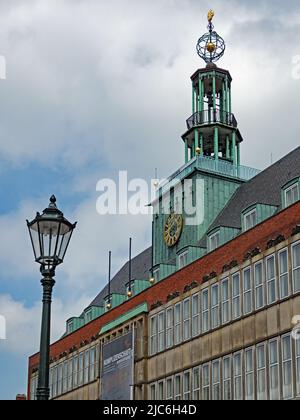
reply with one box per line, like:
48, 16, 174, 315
27, 195, 76, 401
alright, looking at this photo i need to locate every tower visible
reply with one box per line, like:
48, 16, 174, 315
183, 10, 243, 165
152, 11, 258, 280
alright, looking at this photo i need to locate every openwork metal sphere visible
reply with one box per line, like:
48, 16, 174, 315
196, 31, 226, 64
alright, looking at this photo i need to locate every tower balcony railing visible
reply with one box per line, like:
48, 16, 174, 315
186, 109, 238, 130
158, 155, 260, 197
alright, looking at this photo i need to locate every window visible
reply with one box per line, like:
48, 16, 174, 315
166, 308, 174, 349
202, 289, 210, 332
153, 268, 160, 282
68, 358, 73, 392
244, 208, 257, 231
183, 299, 191, 341
57, 363, 63, 395
95, 345, 100, 379
269, 339, 280, 400
63, 361, 68, 393
52, 366, 57, 398
166, 377, 173, 400
223, 356, 232, 400
266, 255, 277, 304
158, 312, 165, 352
221, 278, 230, 324
78, 353, 84, 386
292, 242, 300, 293
211, 284, 219, 329
296, 336, 300, 397
150, 383, 156, 400
212, 360, 221, 400
192, 367, 200, 400
73, 356, 78, 389
84, 350, 90, 385
183, 371, 191, 400
233, 352, 242, 400
254, 262, 264, 309
256, 344, 266, 400
232, 273, 241, 319
179, 251, 188, 269
282, 334, 293, 400
30, 376, 38, 401
150, 316, 158, 355
243, 267, 253, 314
89, 347, 96, 382
192, 294, 200, 337
202, 363, 210, 400
245, 348, 254, 400
158, 381, 164, 400
67, 320, 74, 334
279, 249, 289, 299
285, 182, 299, 207
174, 303, 182, 345
85, 310, 93, 323
209, 231, 220, 252
174, 374, 181, 400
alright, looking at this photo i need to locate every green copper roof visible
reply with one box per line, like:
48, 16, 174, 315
100, 303, 148, 335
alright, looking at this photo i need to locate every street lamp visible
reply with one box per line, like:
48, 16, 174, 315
27, 195, 76, 401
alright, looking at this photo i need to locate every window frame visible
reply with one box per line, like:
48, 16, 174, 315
192, 293, 200, 337
221, 278, 231, 325
292, 241, 300, 293
211, 283, 220, 329
281, 334, 293, 400
256, 343, 267, 400
222, 356, 232, 401
183, 298, 191, 342
243, 267, 253, 315
266, 254, 277, 305
269, 338, 280, 400
166, 307, 174, 349
254, 261, 265, 310
243, 208, 257, 231
278, 248, 290, 299
232, 272, 241, 320
245, 347, 255, 400
174, 302, 182, 345
284, 181, 299, 208
209, 230, 221, 252
178, 251, 188, 269
202, 288, 210, 332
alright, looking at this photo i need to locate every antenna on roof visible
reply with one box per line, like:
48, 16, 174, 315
106, 251, 112, 310
127, 238, 133, 298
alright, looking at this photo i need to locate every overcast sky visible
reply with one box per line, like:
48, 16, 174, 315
0, 0, 300, 400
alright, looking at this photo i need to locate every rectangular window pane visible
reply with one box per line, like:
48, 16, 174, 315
78, 353, 84, 386
150, 384, 156, 400
296, 337, 300, 397
232, 273, 241, 319
266, 256, 277, 304
183, 299, 191, 341
84, 350, 89, 385
257, 344, 266, 400
174, 375, 181, 400
282, 335, 293, 400
174, 303, 182, 345
57, 364, 63, 395
211, 284, 219, 329
254, 262, 264, 309
89, 348, 96, 382
212, 360, 221, 400
166, 308, 174, 349
233, 353, 242, 400
68, 358, 73, 392
192, 294, 200, 337
269, 339, 279, 400
166, 378, 173, 400
279, 249, 289, 299
158, 312, 165, 352
183, 371, 191, 400
158, 381, 164, 400
292, 243, 300, 293
221, 279, 230, 324
243, 268, 253, 314
202, 289, 210, 332
192, 367, 200, 400
150, 316, 158, 355
73, 356, 78, 388
223, 357, 232, 400
245, 349, 254, 400
202, 364, 210, 400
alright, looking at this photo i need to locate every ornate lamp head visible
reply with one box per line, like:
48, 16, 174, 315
196, 10, 226, 65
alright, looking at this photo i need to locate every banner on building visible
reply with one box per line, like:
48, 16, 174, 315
101, 331, 134, 400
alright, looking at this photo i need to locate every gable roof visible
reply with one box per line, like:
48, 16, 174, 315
207, 146, 300, 232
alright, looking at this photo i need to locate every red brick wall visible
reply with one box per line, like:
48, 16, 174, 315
27, 201, 300, 398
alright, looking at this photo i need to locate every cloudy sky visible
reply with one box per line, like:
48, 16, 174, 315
0, 0, 300, 400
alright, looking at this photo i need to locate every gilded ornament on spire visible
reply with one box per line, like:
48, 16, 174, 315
207, 9, 215, 22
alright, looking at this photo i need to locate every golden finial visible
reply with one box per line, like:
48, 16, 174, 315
207, 9, 215, 22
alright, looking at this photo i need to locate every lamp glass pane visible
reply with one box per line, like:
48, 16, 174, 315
58, 229, 72, 261
28, 222, 41, 260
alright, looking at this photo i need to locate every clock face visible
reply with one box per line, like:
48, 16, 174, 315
164, 214, 183, 248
